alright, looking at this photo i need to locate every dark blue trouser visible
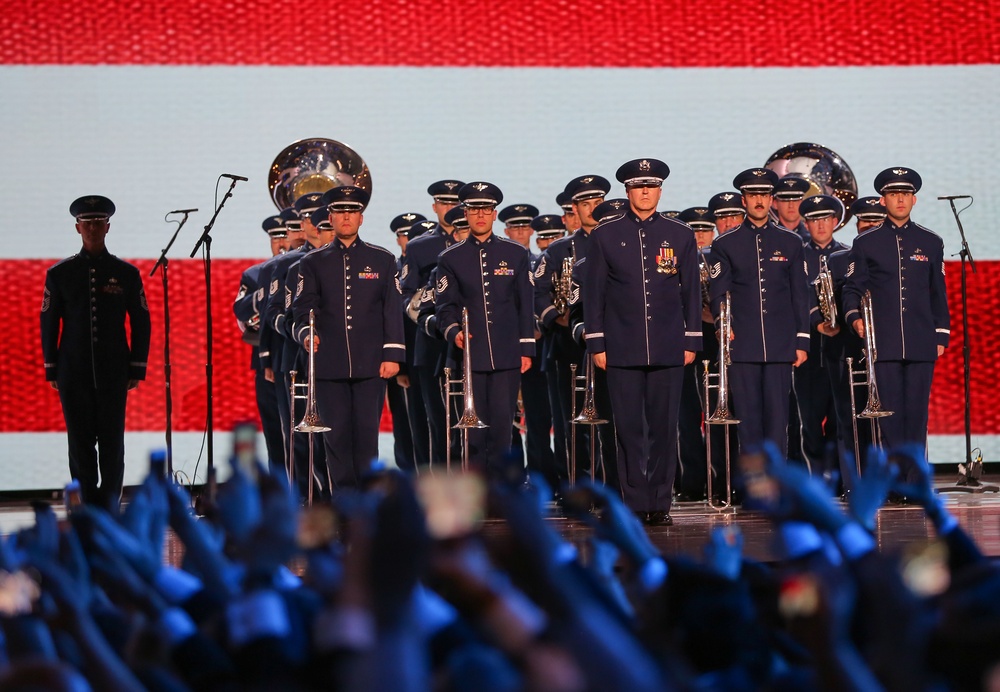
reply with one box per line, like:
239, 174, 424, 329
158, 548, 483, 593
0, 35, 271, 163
316, 376, 386, 490
415, 365, 447, 467
386, 377, 415, 472
793, 359, 839, 476
873, 360, 935, 483
677, 362, 707, 497
606, 365, 683, 513
521, 358, 558, 489
545, 363, 568, 483
405, 368, 430, 468
729, 362, 793, 457
59, 377, 127, 511
255, 367, 285, 475
466, 368, 522, 482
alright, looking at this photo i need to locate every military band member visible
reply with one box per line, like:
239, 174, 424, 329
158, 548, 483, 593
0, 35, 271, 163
294, 186, 404, 489
708, 191, 745, 233
436, 182, 535, 479
584, 159, 700, 525
709, 168, 811, 457
773, 175, 811, 241
400, 181, 465, 468
385, 213, 425, 471
843, 168, 950, 471
557, 190, 580, 235
41, 196, 151, 510
233, 213, 289, 473
675, 206, 716, 499
499, 203, 557, 486
535, 175, 615, 487
592, 198, 629, 224
534, 214, 566, 252
827, 196, 886, 475
796, 195, 849, 479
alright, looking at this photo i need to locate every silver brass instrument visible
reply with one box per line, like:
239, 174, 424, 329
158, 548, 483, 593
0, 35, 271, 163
268, 138, 372, 210
765, 143, 858, 229
406, 288, 427, 323
814, 254, 838, 330
704, 292, 738, 509
569, 355, 608, 486
444, 308, 487, 472
289, 310, 331, 505
553, 256, 574, 316
858, 292, 892, 420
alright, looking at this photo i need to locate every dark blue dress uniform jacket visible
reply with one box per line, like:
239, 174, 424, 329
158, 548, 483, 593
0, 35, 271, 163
41, 248, 151, 386
803, 238, 849, 360
292, 238, 405, 379
436, 234, 535, 372
534, 230, 591, 330
263, 245, 311, 374
842, 220, 950, 362
583, 212, 702, 365
708, 219, 811, 362
401, 225, 456, 368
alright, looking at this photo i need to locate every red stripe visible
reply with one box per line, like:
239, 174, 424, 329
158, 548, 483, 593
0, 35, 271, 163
4, 1, 999, 67
2, 257, 995, 436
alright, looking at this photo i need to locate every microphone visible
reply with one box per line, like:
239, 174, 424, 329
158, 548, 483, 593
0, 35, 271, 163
938, 195, 972, 200
222, 173, 249, 182
168, 208, 199, 214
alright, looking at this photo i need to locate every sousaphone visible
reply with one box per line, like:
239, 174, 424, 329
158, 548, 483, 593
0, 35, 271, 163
765, 143, 857, 229
268, 138, 372, 210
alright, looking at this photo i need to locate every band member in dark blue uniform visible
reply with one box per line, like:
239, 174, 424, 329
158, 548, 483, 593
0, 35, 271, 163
41, 196, 151, 510
797, 195, 849, 480
385, 213, 424, 471
535, 176, 617, 487
400, 180, 465, 468
584, 159, 700, 525
709, 191, 745, 234
674, 206, 716, 499
436, 182, 535, 479
294, 186, 405, 489
827, 196, 886, 482
709, 168, 811, 457
233, 214, 289, 473
843, 168, 950, 471
773, 175, 811, 241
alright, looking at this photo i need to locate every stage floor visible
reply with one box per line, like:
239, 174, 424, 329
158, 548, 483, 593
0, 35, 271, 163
2, 477, 998, 565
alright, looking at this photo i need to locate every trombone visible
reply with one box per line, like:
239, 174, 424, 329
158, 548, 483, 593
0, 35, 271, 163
444, 308, 487, 472
846, 291, 892, 474
289, 309, 331, 505
569, 354, 608, 486
703, 291, 739, 509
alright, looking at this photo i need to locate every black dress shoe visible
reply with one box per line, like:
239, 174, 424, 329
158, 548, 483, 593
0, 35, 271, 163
635, 510, 651, 524
646, 511, 673, 527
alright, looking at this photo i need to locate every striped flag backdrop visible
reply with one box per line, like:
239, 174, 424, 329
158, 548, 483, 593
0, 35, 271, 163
1, 1, 999, 489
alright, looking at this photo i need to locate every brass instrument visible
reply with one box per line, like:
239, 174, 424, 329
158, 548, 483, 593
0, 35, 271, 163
268, 138, 372, 210
553, 256, 574, 316
569, 355, 608, 485
765, 143, 858, 229
845, 292, 893, 472
814, 254, 837, 330
444, 308, 488, 472
698, 252, 711, 309
289, 310, 331, 505
704, 292, 738, 509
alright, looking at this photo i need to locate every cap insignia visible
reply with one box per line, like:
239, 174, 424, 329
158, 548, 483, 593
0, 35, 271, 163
893, 169, 908, 175
639, 160, 651, 171
473, 183, 489, 191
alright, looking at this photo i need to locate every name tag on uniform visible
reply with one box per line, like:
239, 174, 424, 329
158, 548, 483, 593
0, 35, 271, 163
358, 266, 380, 279
494, 260, 515, 276
770, 251, 788, 262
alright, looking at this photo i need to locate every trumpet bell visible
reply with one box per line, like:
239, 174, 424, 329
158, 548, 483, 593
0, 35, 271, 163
765, 143, 858, 229
269, 138, 372, 210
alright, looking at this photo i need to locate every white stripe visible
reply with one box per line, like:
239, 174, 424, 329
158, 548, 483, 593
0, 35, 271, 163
936, 328, 951, 334
585, 332, 604, 340
796, 332, 810, 339
1, 65, 997, 259
383, 343, 405, 349
519, 338, 534, 343
684, 331, 700, 337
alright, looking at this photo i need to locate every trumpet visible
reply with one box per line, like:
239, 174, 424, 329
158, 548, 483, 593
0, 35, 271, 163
444, 308, 487, 472
814, 254, 837, 330
553, 256, 574, 316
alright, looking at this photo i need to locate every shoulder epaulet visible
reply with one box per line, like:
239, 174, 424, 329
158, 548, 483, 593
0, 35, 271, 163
494, 235, 528, 253
50, 255, 78, 270
712, 228, 740, 245
911, 222, 943, 241
594, 213, 626, 228
365, 242, 396, 259
773, 224, 805, 241
439, 239, 466, 258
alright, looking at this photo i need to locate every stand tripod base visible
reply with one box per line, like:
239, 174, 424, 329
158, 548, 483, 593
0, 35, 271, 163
936, 458, 999, 494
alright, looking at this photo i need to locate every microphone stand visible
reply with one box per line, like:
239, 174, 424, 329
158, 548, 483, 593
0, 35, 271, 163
189, 177, 243, 501
150, 211, 195, 477
936, 197, 996, 493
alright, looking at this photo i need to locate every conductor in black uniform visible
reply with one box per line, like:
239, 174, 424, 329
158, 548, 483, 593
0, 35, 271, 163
843, 168, 950, 464
41, 196, 151, 510
584, 159, 701, 526
709, 168, 811, 457
293, 186, 405, 489
436, 182, 535, 479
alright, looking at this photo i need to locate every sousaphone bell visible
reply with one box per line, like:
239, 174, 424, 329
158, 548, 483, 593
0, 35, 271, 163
268, 138, 372, 210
